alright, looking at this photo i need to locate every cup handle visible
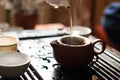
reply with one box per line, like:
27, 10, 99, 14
92, 39, 106, 54
92, 39, 106, 62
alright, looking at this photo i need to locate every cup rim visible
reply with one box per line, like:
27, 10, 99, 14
57, 35, 91, 47
0, 52, 30, 67
0, 35, 19, 46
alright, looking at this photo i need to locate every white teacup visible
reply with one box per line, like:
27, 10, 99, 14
0, 52, 30, 78
64, 26, 92, 37
0, 35, 19, 52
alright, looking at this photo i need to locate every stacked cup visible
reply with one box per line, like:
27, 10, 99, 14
0, 35, 30, 78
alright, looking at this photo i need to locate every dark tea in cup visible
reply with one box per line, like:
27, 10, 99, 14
58, 35, 88, 45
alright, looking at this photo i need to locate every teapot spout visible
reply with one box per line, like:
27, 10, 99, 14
50, 40, 65, 53
50, 40, 60, 48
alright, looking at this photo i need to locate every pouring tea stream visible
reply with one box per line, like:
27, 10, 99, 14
45, 0, 84, 37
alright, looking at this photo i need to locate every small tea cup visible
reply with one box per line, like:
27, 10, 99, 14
0, 35, 19, 52
64, 26, 92, 37
0, 52, 30, 78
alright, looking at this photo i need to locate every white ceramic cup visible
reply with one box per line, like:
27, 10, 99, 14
64, 26, 92, 37
0, 52, 30, 78
0, 35, 19, 52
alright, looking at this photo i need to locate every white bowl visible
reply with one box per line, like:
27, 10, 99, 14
0, 52, 30, 78
64, 26, 92, 37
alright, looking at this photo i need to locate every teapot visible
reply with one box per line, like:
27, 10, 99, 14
50, 35, 106, 68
